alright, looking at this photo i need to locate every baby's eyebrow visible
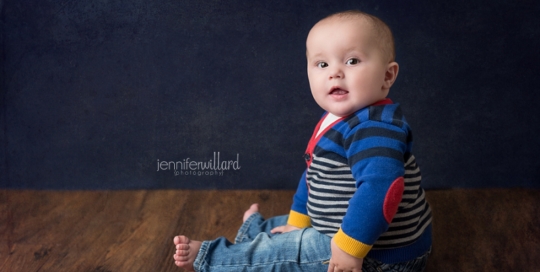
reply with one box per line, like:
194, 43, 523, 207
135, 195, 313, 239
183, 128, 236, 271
307, 52, 325, 60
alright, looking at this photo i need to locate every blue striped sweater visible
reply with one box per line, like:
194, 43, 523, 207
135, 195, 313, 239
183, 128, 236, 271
287, 99, 432, 264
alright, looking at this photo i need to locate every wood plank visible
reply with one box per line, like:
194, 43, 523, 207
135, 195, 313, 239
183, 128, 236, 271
1, 189, 539, 271
425, 189, 540, 272
0, 190, 295, 272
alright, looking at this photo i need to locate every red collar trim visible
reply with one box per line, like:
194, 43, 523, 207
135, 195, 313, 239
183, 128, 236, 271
303, 98, 393, 167
304, 113, 345, 166
371, 98, 393, 106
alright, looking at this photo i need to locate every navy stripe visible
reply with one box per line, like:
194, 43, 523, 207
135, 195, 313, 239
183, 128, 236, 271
309, 163, 352, 171
308, 201, 349, 210
308, 179, 355, 188
380, 218, 431, 241
308, 193, 352, 203
369, 105, 385, 122
343, 127, 406, 150
391, 106, 405, 128
405, 160, 419, 168
308, 170, 356, 179
403, 189, 420, 196
385, 222, 421, 234
404, 174, 421, 182
404, 172, 422, 180
310, 215, 344, 224
405, 161, 417, 170
381, 218, 432, 244
312, 146, 348, 164
309, 179, 355, 188
349, 147, 403, 166
309, 212, 347, 219
309, 184, 354, 192
344, 115, 361, 129
309, 187, 355, 195
310, 213, 347, 221
322, 129, 344, 145
396, 198, 428, 217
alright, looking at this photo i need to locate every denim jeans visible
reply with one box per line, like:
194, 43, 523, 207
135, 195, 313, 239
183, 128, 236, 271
193, 213, 429, 272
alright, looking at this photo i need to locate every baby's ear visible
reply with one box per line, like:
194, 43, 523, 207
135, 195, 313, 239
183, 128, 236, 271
383, 62, 399, 89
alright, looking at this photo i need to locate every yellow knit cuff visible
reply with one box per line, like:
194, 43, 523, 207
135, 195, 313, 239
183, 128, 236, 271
333, 228, 372, 258
287, 210, 312, 228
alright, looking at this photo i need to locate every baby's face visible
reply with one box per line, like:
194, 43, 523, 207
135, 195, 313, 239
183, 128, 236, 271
306, 18, 392, 117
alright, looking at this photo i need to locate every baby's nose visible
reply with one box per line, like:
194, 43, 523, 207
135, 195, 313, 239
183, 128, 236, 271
329, 68, 344, 79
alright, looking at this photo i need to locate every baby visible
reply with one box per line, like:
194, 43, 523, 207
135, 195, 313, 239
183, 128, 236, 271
173, 10, 432, 272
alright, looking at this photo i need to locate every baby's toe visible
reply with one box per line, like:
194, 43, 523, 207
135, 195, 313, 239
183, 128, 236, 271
174, 235, 190, 245
176, 243, 189, 250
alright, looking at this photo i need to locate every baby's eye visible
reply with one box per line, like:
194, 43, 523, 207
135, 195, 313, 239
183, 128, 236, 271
346, 58, 360, 65
317, 62, 328, 68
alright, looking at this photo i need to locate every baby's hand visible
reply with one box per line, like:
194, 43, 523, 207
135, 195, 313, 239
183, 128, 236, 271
327, 238, 363, 272
270, 224, 301, 234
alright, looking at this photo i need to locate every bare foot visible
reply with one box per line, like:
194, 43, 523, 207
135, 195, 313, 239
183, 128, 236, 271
173, 235, 202, 271
243, 203, 259, 222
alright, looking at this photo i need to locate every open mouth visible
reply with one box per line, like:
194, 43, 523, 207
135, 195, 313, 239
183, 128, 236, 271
329, 87, 349, 95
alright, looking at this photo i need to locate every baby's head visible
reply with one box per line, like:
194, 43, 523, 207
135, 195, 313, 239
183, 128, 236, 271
306, 10, 399, 117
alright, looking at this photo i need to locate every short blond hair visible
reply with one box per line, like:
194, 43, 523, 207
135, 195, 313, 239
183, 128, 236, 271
321, 10, 396, 62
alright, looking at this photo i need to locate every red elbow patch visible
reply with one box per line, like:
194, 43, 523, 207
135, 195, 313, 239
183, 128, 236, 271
383, 177, 404, 223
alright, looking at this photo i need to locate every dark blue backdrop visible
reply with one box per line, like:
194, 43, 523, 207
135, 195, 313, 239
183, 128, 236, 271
1, 0, 539, 190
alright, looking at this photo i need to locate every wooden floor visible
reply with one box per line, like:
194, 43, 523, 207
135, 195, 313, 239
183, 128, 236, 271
1, 189, 539, 272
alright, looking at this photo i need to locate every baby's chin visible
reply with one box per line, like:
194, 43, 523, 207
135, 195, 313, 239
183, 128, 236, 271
322, 105, 365, 117
324, 109, 355, 117
321, 97, 387, 116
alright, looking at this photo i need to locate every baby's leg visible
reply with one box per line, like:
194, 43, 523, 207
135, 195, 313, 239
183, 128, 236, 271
235, 205, 288, 244
171, 204, 262, 271
173, 235, 202, 271
243, 203, 259, 222
195, 227, 332, 271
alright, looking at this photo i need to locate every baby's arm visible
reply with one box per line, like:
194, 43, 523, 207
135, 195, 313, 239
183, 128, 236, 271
272, 171, 311, 233
331, 119, 407, 265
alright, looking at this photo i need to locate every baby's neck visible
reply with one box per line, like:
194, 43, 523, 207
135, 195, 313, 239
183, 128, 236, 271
316, 113, 342, 137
